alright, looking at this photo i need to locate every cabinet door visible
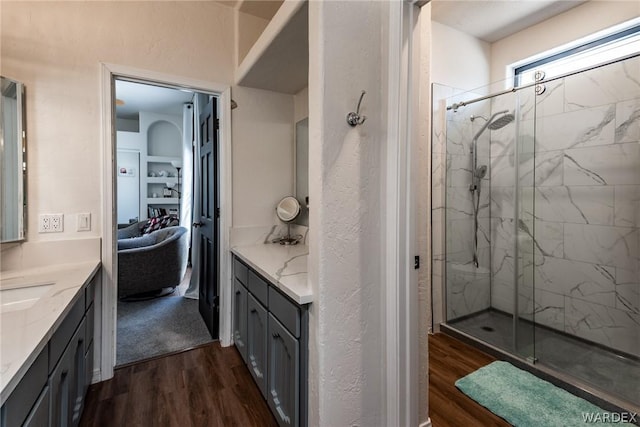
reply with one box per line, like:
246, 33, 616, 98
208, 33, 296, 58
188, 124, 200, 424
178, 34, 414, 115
49, 317, 85, 427
0, 346, 48, 427
247, 294, 268, 398
233, 279, 248, 362
70, 318, 86, 427
267, 314, 299, 427
49, 338, 72, 427
84, 341, 94, 399
23, 386, 49, 427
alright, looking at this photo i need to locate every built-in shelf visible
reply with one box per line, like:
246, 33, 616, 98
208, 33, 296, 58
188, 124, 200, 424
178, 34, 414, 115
146, 198, 179, 204
235, 0, 308, 94
147, 177, 178, 184
147, 155, 180, 164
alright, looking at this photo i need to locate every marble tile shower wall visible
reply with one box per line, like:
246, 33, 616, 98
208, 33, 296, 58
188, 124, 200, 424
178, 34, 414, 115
432, 83, 494, 321
489, 56, 640, 356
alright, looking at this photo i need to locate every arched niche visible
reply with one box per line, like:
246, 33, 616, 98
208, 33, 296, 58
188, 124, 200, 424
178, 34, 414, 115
147, 120, 181, 157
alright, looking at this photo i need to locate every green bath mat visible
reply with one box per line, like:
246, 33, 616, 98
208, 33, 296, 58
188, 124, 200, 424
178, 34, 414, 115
455, 361, 636, 426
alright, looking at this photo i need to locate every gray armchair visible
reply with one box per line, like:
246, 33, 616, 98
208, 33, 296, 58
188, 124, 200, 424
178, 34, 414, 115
117, 226, 188, 298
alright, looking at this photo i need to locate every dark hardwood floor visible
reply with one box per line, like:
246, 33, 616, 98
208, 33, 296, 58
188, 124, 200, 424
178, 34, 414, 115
81, 332, 506, 426
80, 342, 278, 427
429, 333, 510, 427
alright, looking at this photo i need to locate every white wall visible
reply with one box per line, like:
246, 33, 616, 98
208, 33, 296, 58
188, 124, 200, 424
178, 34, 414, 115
0, 1, 235, 243
491, 1, 640, 84
431, 20, 491, 93
416, 5, 432, 424
237, 11, 270, 66
294, 86, 309, 123
308, 1, 387, 425
116, 118, 139, 132
231, 85, 294, 228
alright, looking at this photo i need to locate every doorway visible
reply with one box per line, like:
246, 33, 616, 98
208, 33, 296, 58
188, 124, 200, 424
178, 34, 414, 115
109, 74, 224, 368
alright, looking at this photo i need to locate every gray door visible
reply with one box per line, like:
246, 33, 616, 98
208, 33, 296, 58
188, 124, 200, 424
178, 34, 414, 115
197, 97, 219, 338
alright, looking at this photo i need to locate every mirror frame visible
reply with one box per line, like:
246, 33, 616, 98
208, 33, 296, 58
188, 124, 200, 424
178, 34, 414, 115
1, 76, 27, 243
293, 117, 309, 226
276, 196, 301, 223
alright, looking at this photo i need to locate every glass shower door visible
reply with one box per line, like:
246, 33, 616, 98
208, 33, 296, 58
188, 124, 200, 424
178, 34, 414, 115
531, 56, 640, 408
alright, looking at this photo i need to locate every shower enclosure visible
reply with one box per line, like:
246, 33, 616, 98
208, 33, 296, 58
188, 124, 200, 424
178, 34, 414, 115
432, 54, 640, 411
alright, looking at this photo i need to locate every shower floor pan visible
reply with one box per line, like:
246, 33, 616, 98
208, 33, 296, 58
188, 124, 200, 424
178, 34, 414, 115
444, 309, 640, 414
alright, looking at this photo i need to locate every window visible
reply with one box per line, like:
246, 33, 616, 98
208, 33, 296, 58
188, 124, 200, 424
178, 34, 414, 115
513, 19, 640, 87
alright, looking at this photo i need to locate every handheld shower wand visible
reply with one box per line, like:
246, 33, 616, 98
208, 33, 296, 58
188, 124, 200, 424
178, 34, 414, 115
469, 110, 514, 268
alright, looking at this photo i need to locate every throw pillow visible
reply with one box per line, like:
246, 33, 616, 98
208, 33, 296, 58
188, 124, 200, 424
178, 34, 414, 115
141, 215, 178, 235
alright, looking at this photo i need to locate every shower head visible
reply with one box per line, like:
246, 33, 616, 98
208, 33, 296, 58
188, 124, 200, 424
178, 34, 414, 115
488, 113, 515, 130
475, 165, 487, 179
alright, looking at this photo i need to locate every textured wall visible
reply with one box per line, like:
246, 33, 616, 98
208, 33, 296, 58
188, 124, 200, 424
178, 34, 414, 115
0, 1, 235, 243
491, 1, 640, 84
308, 1, 387, 425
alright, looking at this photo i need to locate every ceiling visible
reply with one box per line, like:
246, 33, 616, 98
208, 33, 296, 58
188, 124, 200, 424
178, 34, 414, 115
431, 0, 587, 43
115, 80, 195, 120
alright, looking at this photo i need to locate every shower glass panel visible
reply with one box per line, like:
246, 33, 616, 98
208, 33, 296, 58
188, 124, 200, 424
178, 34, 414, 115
532, 55, 640, 407
438, 53, 640, 411
443, 86, 536, 361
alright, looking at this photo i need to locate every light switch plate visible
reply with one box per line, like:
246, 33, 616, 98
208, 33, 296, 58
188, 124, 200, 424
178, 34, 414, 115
77, 213, 91, 231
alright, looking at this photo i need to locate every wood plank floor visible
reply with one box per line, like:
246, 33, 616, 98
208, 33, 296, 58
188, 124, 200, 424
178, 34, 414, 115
80, 342, 278, 427
429, 333, 510, 427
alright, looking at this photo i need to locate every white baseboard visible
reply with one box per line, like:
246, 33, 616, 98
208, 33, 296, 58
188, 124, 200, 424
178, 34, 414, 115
91, 368, 102, 384
419, 418, 432, 427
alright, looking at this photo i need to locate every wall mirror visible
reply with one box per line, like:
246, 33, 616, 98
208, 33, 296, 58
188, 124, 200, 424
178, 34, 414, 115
1, 76, 27, 243
293, 117, 308, 226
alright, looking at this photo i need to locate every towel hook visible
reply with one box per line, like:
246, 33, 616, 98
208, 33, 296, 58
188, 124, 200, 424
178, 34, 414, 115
347, 90, 367, 127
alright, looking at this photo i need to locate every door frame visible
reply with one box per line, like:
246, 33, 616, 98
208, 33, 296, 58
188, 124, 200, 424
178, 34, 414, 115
99, 63, 233, 381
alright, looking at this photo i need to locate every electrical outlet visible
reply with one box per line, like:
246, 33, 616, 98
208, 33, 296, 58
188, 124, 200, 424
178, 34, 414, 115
39, 214, 64, 233
77, 213, 91, 231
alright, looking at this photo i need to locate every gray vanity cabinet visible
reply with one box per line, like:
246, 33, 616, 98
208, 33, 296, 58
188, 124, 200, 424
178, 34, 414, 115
233, 279, 248, 363
22, 386, 49, 427
50, 317, 86, 427
232, 254, 308, 427
247, 294, 268, 398
267, 314, 299, 427
0, 269, 98, 427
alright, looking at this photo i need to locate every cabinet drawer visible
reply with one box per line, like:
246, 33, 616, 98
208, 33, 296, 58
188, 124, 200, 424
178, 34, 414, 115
248, 270, 268, 307
1, 345, 48, 427
269, 287, 300, 338
49, 295, 84, 373
234, 257, 248, 285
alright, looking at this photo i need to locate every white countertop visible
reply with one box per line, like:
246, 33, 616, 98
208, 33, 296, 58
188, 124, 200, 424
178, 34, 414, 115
0, 261, 101, 404
231, 244, 312, 305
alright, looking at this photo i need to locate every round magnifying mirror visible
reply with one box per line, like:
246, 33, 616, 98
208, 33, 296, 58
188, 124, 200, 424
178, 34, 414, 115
276, 196, 301, 223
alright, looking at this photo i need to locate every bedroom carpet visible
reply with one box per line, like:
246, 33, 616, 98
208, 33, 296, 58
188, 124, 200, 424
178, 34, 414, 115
455, 361, 636, 427
117, 295, 213, 366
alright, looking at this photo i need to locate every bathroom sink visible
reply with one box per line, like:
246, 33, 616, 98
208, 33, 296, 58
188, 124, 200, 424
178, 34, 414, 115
0, 282, 54, 313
